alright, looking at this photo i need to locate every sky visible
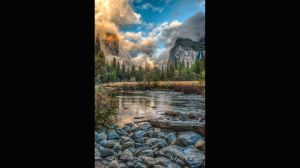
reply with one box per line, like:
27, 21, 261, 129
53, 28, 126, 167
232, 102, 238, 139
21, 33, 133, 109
95, 0, 205, 66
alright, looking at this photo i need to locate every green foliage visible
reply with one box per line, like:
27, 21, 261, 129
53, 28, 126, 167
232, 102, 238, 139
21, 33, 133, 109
95, 40, 106, 84
95, 85, 118, 129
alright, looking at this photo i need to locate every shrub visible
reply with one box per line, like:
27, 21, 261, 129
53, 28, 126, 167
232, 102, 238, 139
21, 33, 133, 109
95, 85, 118, 129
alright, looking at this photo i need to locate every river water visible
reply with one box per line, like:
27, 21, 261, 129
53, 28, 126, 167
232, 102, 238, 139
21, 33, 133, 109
116, 90, 205, 125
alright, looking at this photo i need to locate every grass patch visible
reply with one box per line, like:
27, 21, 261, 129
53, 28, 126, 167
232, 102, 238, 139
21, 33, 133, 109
104, 81, 205, 95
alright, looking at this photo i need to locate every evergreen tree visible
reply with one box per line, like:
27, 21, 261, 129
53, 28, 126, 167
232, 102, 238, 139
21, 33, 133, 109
126, 67, 130, 81
161, 66, 165, 81
112, 57, 117, 68
136, 65, 143, 81
117, 61, 121, 81
95, 35, 101, 55
95, 50, 106, 83
131, 64, 136, 79
121, 62, 126, 81
145, 62, 150, 71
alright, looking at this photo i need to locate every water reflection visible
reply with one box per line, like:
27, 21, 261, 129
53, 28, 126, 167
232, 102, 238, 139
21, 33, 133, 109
117, 91, 205, 126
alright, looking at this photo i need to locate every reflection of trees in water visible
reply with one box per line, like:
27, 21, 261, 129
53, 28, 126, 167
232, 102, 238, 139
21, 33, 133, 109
117, 91, 204, 126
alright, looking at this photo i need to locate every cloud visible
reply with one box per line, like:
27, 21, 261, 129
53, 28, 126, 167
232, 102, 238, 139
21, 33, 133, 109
196, 0, 205, 10
159, 12, 205, 48
138, 3, 164, 13
122, 35, 157, 57
151, 12, 205, 64
123, 32, 142, 41
121, 19, 185, 61
95, 0, 141, 35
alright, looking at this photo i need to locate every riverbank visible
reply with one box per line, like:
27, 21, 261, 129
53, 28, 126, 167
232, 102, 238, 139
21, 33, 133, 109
104, 81, 205, 95
95, 122, 205, 168
95, 108, 205, 168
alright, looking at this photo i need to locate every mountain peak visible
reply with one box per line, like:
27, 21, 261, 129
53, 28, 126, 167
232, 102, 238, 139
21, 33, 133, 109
168, 37, 204, 66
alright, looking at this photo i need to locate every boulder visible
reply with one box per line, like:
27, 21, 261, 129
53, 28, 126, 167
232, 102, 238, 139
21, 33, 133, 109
128, 133, 134, 139
95, 147, 101, 159
138, 122, 152, 131
120, 149, 134, 162
135, 143, 144, 148
135, 146, 152, 157
112, 142, 122, 153
120, 136, 133, 145
122, 141, 135, 150
139, 155, 157, 167
154, 165, 165, 168
122, 126, 131, 132
108, 160, 120, 168
158, 132, 169, 139
158, 145, 187, 166
134, 138, 145, 144
95, 132, 107, 143
166, 133, 176, 145
176, 132, 203, 147
139, 149, 154, 157
159, 145, 205, 168
107, 130, 120, 140
146, 138, 168, 149
194, 139, 205, 151
144, 131, 159, 138
126, 162, 135, 168
183, 146, 205, 168
134, 130, 145, 139
117, 129, 128, 136
99, 147, 115, 157
102, 140, 117, 149
155, 156, 181, 168
134, 162, 148, 168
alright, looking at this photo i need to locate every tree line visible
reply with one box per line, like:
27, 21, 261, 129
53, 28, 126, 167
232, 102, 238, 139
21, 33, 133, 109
95, 37, 205, 84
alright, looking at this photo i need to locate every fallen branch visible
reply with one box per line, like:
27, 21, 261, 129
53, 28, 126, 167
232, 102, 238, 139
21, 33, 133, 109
149, 119, 205, 134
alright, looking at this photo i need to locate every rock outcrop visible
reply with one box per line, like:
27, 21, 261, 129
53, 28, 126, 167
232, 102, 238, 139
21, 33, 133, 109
168, 38, 204, 67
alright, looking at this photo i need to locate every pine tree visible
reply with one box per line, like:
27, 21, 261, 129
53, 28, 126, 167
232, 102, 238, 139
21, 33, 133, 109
121, 62, 126, 81
126, 67, 130, 81
161, 66, 165, 81
131, 64, 136, 79
95, 35, 101, 55
116, 61, 121, 81
112, 57, 117, 68
95, 50, 106, 83
145, 62, 150, 71
137, 65, 143, 81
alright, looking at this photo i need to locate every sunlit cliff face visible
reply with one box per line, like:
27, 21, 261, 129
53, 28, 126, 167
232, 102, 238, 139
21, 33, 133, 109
105, 33, 119, 42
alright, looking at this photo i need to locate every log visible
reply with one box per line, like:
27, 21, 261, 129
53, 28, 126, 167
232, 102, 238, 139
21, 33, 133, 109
134, 119, 150, 124
164, 111, 181, 117
149, 119, 205, 134
134, 116, 144, 119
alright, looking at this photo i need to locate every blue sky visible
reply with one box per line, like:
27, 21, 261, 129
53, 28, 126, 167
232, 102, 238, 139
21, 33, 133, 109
122, 0, 205, 34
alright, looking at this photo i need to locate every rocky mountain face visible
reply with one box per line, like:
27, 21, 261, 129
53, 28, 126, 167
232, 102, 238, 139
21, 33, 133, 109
101, 32, 119, 56
168, 38, 204, 67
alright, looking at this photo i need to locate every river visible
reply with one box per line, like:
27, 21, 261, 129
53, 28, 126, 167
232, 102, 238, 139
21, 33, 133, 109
116, 90, 205, 125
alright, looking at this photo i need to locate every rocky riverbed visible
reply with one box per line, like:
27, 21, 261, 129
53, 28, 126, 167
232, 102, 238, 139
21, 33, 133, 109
95, 121, 205, 168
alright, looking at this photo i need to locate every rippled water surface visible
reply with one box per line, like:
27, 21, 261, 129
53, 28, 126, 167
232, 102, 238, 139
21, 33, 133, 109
116, 90, 205, 125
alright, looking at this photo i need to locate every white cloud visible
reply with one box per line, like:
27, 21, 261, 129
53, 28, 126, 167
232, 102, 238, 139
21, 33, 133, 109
123, 32, 142, 41
95, 0, 141, 35
138, 3, 164, 13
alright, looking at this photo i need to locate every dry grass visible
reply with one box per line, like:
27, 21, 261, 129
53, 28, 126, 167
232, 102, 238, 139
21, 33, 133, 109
104, 81, 205, 87
104, 81, 205, 95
